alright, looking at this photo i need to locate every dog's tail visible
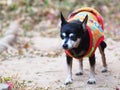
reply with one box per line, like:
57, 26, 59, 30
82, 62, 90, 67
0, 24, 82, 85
68, 7, 104, 30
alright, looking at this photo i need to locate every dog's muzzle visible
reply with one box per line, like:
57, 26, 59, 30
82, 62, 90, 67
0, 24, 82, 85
62, 38, 81, 49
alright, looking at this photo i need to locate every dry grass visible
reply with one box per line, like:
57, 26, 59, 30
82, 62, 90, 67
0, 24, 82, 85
0, 75, 28, 90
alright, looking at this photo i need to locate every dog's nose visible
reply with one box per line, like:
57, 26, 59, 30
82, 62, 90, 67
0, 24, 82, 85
63, 44, 68, 49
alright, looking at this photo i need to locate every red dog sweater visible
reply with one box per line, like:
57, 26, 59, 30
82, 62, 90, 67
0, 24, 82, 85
65, 7, 104, 59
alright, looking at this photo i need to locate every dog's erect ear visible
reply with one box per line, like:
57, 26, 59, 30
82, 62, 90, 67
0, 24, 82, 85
60, 12, 68, 26
82, 15, 88, 31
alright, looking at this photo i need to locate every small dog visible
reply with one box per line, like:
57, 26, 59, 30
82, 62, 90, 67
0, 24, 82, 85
60, 7, 107, 85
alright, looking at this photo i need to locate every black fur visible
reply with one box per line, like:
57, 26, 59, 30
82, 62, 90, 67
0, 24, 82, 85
60, 14, 90, 58
66, 55, 72, 65
89, 54, 95, 67
100, 41, 107, 51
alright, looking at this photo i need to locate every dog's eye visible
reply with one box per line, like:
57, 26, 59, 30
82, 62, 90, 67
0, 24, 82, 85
69, 34, 77, 41
61, 33, 66, 39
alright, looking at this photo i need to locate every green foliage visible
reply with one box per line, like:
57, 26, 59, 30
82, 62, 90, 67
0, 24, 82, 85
103, 0, 109, 4
8, 4, 17, 11
22, 23, 32, 31
44, 0, 49, 6
4, 77, 11, 81
25, 0, 31, 8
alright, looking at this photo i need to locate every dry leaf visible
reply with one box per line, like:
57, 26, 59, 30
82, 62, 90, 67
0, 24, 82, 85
23, 43, 30, 49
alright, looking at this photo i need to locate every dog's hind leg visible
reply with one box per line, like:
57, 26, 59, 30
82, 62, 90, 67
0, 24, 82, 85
99, 41, 107, 73
88, 54, 96, 84
64, 55, 73, 85
76, 59, 83, 76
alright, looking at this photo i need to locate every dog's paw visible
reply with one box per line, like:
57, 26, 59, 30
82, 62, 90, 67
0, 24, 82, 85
75, 72, 83, 76
101, 67, 107, 73
64, 78, 73, 85
87, 78, 96, 84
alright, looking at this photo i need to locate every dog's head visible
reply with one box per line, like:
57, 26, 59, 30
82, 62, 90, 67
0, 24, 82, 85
60, 12, 88, 50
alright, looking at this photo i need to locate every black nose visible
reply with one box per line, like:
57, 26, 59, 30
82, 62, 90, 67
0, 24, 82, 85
63, 44, 68, 49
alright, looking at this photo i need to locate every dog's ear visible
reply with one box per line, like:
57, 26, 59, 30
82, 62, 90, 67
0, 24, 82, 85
82, 15, 88, 31
60, 12, 68, 26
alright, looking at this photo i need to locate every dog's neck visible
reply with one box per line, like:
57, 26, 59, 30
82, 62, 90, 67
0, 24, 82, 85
69, 30, 90, 58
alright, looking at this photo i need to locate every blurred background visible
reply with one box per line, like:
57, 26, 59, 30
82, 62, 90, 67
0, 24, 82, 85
0, 0, 120, 90
0, 0, 120, 39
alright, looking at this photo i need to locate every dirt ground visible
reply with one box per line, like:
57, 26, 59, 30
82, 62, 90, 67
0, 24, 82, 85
0, 36, 120, 90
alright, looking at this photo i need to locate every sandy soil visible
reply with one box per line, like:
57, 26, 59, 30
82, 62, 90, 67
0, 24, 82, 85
0, 37, 120, 90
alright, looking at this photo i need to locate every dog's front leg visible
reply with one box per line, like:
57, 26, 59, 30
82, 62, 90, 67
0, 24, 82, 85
76, 59, 83, 76
64, 55, 73, 85
88, 54, 96, 84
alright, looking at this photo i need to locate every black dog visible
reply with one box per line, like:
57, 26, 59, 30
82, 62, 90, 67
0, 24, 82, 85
60, 7, 107, 85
